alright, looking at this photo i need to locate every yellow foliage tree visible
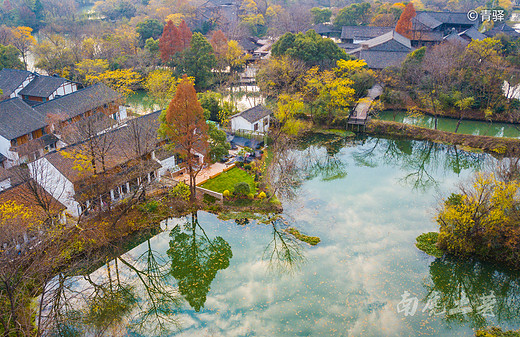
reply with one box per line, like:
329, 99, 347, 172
86, 68, 142, 97
10, 26, 36, 69
144, 69, 179, 104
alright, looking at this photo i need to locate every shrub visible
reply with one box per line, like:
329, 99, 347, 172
258, 191, 266, 199
244, 164, 251, 170
169, 181, 190, 201
247, 193, 255, 199
223, 189, 230, 197
233, 182, 250, 196
203, 194, 217, 204
139, 200, 160, 213
236, 161, 244, 168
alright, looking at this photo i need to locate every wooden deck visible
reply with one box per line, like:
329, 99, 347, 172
348, 84, 384, 128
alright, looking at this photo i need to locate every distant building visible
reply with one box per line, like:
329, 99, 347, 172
348, 31, 413, 69
310, 23, 341, 39
340, 26, 394, 44
484, 23, 520, 38
230, 105, 272, 134
412, 11, 478, 36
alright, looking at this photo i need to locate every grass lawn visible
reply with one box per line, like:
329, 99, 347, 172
200, 167, 256, 194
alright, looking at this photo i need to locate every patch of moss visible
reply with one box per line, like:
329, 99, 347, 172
475, 327, 520, 337
286, 227, 321, 246
416, 232, 444, 258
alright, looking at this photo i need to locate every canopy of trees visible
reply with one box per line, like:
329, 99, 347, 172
271, 30, 349, 68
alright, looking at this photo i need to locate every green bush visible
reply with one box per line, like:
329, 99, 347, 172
139, 200, 160, 213
203, 194, 217, 204
247, 193, 255, 199
236, 161, 244, 168
233, 182, 250, 196
244, 164, 251, 170
415, 232, 443, 258
169, 182, 190, 201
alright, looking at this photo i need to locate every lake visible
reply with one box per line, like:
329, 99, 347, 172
378, 110, 520, 139
53, 135, 520, 336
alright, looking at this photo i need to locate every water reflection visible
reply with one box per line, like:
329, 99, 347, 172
45, 238, 181, 336
167, 212, 233, 312
423, 256, 520, 329
352, 138, 485, 190
259, 214, 305, 274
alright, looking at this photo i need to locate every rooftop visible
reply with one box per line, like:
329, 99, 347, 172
341, 26, 394, 40
33, 83, 121, 120
230, 105, 272, 123
19, 75, 70, 98
0, 69, 34, 98
0, 97, 47, 140
414, 11, 477, 30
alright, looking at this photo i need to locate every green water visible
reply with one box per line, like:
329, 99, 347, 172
378, 110, 520, 138
57, 136, 520, 336
126, 90, 163, 115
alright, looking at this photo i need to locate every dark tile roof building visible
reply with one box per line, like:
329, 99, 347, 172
484, 23, 520, 38
348, 31, 413, 69
412, 11, 478, 35
341, 26, 394, 43
0, 98, 46, 141
0, 69, 35, 99
33, 83, 121, 120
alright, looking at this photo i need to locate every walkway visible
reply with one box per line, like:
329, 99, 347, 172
348, 84, 384, 126
173, 162, 232, 186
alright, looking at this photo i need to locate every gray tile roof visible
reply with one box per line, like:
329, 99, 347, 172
415, 11, 476, 28
356, 31, 412, 50
19, 75, 70, 98
341, 26, 394, 40
230, 105, 272, 123
0, 97, 46, 140
33, 83, 121, 120
348, 31, 412, 69
310, 23, 340, 35
484, 23, 520, 37
357, 50, 410, 69
459, 27, 486, 41
0, 69, 34, 98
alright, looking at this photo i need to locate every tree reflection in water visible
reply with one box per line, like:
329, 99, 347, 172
353, 137, 485, 190
44, 238, 182, 337
423, 256, 520, 329
259, 214, 305, 274
298, 133, 349, 181
167, 211, 232, 312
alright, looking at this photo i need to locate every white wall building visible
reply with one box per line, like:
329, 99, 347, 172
229, 105, 272, 134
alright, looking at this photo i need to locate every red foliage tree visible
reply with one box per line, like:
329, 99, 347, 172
210, 30, 228, 59
178, 20, 192, 51
159, 20, 181, 63
395, 2, 416, 39
162, 76, 209, 200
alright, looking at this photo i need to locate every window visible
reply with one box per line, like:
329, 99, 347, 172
254, 123, 258, 131
11, 139, 17, 147
28, 133, 33, 140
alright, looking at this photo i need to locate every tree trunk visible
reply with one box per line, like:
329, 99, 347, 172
455, 118, 462, 133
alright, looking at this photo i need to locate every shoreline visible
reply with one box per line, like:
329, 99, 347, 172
365, 119, 520, 156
